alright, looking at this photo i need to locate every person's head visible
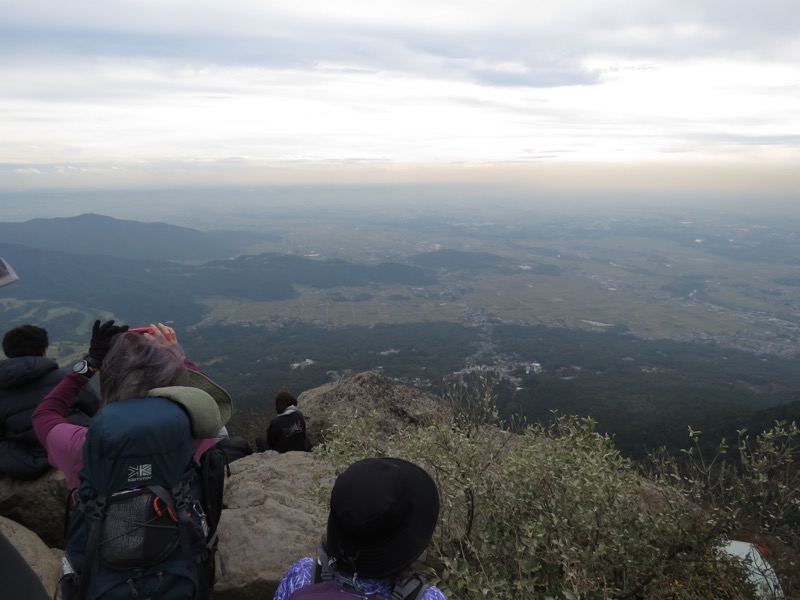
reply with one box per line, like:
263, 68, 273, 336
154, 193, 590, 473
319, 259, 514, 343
275, 390, 297, 413
2, 324, 49, 358
325, 457, 440, 579
99, 332, 186, 406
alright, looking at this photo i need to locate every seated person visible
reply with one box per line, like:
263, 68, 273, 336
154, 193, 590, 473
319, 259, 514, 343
0, 324, 99, 479
215, 425, 253, 463
257, 390, 311, 453
273, 457, 446, 600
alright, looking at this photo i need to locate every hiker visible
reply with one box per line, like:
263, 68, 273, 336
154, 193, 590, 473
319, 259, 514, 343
0, 324, 99, 479
256, 390, 311, 453
32, 320, 231, 599
273, 457, 447, 600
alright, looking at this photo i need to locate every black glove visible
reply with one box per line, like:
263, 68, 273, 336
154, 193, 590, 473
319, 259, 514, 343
87, 319, 129, 367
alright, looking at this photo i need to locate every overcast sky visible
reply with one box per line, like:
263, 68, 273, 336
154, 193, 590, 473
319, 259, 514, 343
1, 0, 799, 201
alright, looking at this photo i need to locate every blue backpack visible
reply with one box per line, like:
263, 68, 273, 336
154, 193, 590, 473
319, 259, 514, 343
63, 397, 227, 600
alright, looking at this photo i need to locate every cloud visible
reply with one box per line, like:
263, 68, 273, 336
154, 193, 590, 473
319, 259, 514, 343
4, 1, 798, 73
0, 0, 798, 193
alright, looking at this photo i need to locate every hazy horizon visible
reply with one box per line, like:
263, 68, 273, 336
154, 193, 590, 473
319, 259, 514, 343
1, 177, 799, 233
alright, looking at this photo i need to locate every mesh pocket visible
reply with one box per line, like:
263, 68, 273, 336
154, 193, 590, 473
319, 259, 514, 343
99, 488, 179, 569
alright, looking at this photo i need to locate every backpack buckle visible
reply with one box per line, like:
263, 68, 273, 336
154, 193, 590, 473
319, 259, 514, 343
90, 498, 105, 521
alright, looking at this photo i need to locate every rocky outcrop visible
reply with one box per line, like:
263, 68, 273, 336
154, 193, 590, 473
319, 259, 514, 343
214, 450, 334, 600
299, 371, 451, 446
0, 468, 69, 548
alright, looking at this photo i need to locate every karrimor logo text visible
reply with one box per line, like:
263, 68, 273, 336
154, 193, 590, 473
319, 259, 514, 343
128, 464, 152, 482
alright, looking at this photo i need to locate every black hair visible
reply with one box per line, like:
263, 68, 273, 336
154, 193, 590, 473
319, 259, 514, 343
3, 324, 49, 358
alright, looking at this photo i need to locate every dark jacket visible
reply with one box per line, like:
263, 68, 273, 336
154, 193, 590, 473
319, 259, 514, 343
0, 356, 99, 479
265, 407, 311, 453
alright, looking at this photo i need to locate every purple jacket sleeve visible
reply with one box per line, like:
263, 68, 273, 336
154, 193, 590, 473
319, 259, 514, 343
32, 372, 90, 490
32, 372, 87, 446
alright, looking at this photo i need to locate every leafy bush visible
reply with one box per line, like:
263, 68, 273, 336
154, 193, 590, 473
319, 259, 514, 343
647, 423, 800, 598
316, 377, 772, 599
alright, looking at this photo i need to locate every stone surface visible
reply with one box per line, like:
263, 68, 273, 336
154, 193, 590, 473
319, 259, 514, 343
0, 468, 69, 548
214, 450, 335, 600
299, 371, 450, 447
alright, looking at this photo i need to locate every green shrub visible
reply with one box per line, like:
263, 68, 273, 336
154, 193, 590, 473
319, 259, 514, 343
317, 377, 769, 599
647, 423, 799, 597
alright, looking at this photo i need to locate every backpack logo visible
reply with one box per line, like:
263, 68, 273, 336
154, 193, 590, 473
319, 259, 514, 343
128, 464, 152, 482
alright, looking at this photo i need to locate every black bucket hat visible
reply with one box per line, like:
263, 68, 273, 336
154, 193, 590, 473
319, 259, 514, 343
326, 457, 440, 579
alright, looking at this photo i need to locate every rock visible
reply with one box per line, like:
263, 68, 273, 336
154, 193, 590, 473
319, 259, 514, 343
0, 515, 61, 597
214, 450, 335, 600
299, 371, 450, 447
0, 469, 69, 548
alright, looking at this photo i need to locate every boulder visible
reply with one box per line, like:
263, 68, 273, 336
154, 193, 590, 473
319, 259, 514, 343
0, 515, 61, 597
299, 371, 450, 447
214, 450, 335, 600
0, 469, 69, 548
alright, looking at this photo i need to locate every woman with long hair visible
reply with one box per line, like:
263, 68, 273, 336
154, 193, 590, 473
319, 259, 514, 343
33, 320, 230, 490
32, 319, 231, 600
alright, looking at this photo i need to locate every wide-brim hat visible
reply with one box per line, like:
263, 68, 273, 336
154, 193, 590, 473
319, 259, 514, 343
177, 369, 233, 426
326, 457, 440, 579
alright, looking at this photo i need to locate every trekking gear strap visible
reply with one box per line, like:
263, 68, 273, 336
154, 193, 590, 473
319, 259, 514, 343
151, 484, 196, 565
62, 489, 78, 546
390, 573, 429, 600
75, 495, 106, 600
312, 545, 430, 600
313, 544, 336, 583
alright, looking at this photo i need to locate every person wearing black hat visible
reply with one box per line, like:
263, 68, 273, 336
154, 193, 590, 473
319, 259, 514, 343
273, 457, 447, 600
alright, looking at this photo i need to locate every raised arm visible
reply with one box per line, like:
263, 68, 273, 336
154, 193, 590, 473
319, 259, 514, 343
32, 372, 89, 446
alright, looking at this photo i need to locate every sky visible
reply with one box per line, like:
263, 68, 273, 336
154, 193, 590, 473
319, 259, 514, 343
1, 0, 799, 205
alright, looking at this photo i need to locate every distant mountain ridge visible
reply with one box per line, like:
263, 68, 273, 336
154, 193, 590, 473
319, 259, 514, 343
0, 213, 439, 330
3, 213, 799, 466
0, 213, 279, 262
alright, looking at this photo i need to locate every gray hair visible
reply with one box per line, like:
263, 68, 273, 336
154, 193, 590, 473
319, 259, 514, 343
99, 332, 186, 406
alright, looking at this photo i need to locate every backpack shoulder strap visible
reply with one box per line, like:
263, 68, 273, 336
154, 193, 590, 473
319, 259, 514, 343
198, 445, 230, 542
313, 544, 335, 583
390, 573, 430, 600
311, 547, 428, 600
75, 494, 107, 600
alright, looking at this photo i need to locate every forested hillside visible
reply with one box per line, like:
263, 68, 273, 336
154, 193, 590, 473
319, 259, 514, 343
2, 212, 800, 460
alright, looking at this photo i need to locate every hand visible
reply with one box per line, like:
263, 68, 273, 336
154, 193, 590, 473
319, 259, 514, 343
149, 322, 178, 346
87, 319, 129, 367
